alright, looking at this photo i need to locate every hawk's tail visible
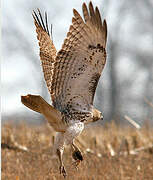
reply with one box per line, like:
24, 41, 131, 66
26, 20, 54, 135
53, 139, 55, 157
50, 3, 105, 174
21, 95, 63, 130
21, 94, 61, 123
21, 94, 45, 113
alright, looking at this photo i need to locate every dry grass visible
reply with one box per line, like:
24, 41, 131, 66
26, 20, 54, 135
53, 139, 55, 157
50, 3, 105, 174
2, 121, 153, 180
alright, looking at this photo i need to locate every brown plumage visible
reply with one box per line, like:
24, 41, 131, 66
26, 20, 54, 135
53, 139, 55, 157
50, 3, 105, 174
21, 2, 107, 178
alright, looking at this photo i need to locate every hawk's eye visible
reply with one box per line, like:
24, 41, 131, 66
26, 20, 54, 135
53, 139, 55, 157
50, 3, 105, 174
100, 113, 104, 120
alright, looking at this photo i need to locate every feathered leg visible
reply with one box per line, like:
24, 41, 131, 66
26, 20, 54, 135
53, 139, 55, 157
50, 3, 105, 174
54, 123, 84, 177
64, 123, 84, 169
56, 148, 67, 178
54, 132, 67, 178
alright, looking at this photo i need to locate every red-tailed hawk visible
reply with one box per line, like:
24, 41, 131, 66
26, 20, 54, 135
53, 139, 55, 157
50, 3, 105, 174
21, 1, 107, 178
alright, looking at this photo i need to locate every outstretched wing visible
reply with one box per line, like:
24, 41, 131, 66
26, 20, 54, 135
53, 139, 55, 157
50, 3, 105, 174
51, 2, 107, 112
32, 10, 57, 93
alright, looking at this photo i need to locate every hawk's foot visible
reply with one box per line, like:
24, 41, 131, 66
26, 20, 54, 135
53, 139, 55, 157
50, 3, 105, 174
72, 150, 83, 161
59, 165, 67, 178
72, 159, 81, 170
72, 150, 83, 170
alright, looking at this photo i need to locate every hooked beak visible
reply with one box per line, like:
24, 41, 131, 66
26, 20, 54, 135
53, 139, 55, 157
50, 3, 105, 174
101, 115, 104, 121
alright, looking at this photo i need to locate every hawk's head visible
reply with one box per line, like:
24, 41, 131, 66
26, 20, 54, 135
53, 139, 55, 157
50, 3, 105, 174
92, 108, 103, 122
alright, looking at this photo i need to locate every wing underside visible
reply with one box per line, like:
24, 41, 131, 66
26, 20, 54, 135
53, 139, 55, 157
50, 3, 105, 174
51, 2, 107, 113
32, 10, 57, 93
32, 2, 107, 121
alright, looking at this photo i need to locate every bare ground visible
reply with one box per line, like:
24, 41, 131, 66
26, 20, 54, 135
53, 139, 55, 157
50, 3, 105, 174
2, 122, 153, 180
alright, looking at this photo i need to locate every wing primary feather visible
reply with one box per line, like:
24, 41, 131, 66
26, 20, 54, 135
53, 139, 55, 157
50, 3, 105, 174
73, 9, 84, 27
73, 9, 80, 19
95, 7, 102, 29
45, 12, 50, 36
32, 11, 37, 23
33, 10, 42, 26
50, 24, 53, 42
82, 2, 89, 22
103, 19, 107, 45
89, 2, 94, 16
37, 9, 47, 32
89, 1, 97, 26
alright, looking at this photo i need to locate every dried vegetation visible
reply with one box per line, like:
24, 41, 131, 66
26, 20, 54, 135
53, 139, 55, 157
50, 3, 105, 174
2, 121, 153, 180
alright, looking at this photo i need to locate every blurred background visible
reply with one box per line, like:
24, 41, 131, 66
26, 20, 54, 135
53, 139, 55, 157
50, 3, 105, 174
2, 0, 153, 125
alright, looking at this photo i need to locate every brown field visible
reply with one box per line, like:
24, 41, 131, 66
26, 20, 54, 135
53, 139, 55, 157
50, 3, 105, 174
2, 121, 153, 180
